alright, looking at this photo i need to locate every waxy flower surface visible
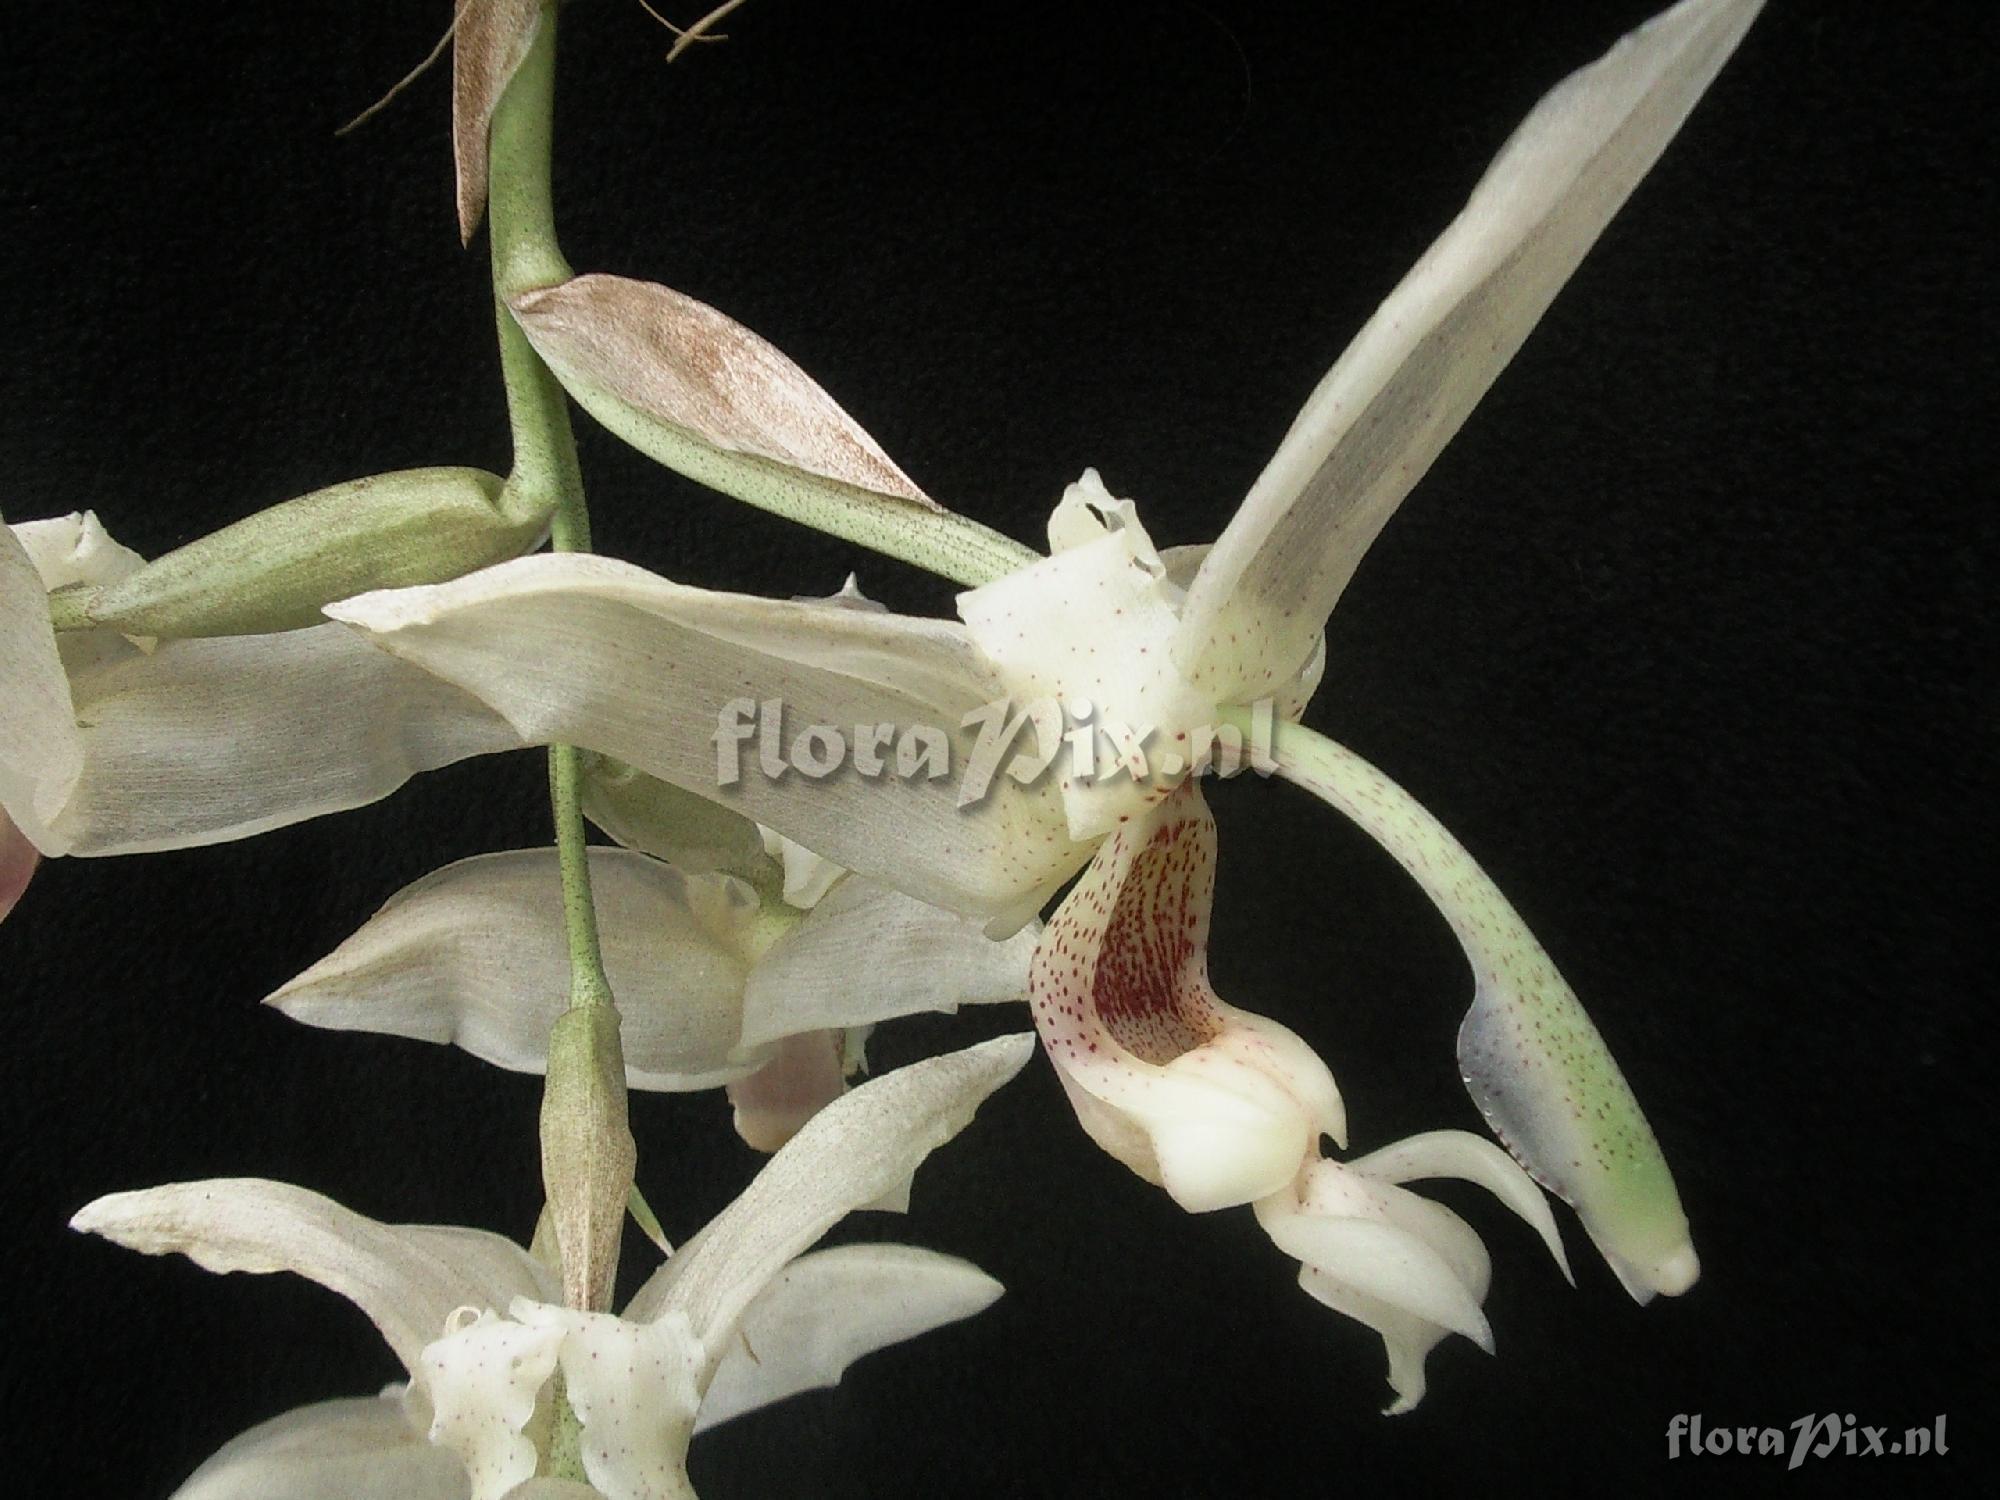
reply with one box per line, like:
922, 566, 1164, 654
325, 0, 1758, 1404
73, 1034, 1032, 1499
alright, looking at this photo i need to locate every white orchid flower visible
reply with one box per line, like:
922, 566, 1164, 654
267, 835, 1035, 1150
330, 0, 1756, 1393
72, 1034, 1032, 1500
0, 510, 523, 874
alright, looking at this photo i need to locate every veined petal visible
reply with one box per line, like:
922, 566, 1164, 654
45, 622, 525, 856
419, 1309, 563, 1500
695, 1245, 1003, 1433
515, 1302, 705, 1500
330, 555, 1085, 923
70, 1179, 556, 1374
1029, 783, 1344, 1212
1175, 0, 1765, 704
957, 472, 1216, 840
170, 1391, 467, 1500
453, 0, 544, 242
268, 849, 766, 1090
1348, 1129, 1572, 1284
738, 875, 1037, 1052
1261, 718, 1695, 1300
624, 1033, 1034, 1347
0, 524, 84, 845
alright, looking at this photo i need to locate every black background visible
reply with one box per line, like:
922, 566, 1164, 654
1, 1, 1987, 1495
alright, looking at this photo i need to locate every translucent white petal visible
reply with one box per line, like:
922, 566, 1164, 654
1175, 0, 1766, 704
694, 1245, 1002, 1433
420, 1310, 564, 1500
47, 623, 525, 855
624, 1034, 1034, 1344
758, 826, 846, 909
738, 875, 1037, 1052
170, 1392, 467, 1500
1028, 785, 1343, 1212
0, 524, 84, 845
330, 555, 1085, 922
1349, 1129, 1572, 1284
267, 849, 765, 1090
1263, 720, 1693, 1298
513, 1303, 705, 1500
70, 1179, 555, 1374
957, 473, 1215, 840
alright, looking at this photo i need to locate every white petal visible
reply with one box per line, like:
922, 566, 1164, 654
1348, 1129, 1572, 1284
170, 1392, 467, 1500
1028, 785, 1343, 1212
330, 554, 1085, 923
1264, 722, 1695, 1300
758, 826, 846, 909
419, 1310, 563, 1500
695, 1245, 1002, 1433
516, 1302, 705, 1500
71, 1179, 555, 1374
10, 510, 146, 589
268, 849, 766, 1090
0, 524, 84, 846
624, 1034, 1034, 1344
737, 875, 1037, 1053
44, 622, 524, 855
957, 475, 1215, 840
1175, 0, 1765, 704
726, 1030, 848, 1153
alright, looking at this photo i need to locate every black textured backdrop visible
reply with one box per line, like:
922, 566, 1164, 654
1, 2, 1986, 1495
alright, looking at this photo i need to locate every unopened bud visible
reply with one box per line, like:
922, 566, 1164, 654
539, 1003, 637, 1311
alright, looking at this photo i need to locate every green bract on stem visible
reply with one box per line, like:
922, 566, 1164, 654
487, 0, 634, 1340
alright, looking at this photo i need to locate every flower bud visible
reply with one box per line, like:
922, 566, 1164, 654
86, 467, 549, 637
539, 1004, 638, 1311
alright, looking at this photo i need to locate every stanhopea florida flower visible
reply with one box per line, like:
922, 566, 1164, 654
0, 510, 523, 878
331, 0, 1756, 1366
72, 1034, 1032, 1500
267, 830, 1035, 1151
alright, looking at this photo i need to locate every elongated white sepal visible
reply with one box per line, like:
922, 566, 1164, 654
696, 1245, 1003, 1432
1349, 1129, 1573, 1285
1175, 0, 1765, 705
168, 1391, 465, 1500
70, 1179, 556, 1374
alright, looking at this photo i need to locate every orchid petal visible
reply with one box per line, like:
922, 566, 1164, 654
514, 1303, 704, 1500
70, 1179, 556, 1374
726, 1031, 848, 1153
329, 555, 1085, 923
738, 875, 1037, 1052
1349, 1129, 1573, 1284
509, 274, 1034, 586
1029, 784, 1344, 1212
1175, 0, 1765, 704
420, 1309, 564, 1500
267, 849, 765, 1090
0, 524, 84, 843
625, 1034, 1034, 1345
694, 1245, 1003, 1433
758, 826, 846, 908
1261, 717, 1695, 1300
170, 1391, 467, 1500
453, 0, 544, 242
